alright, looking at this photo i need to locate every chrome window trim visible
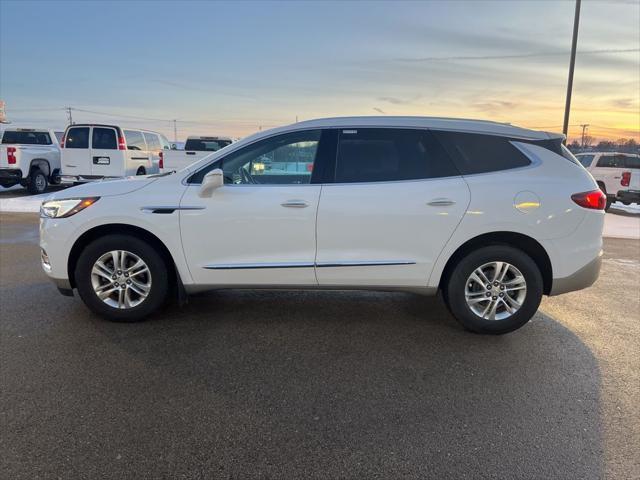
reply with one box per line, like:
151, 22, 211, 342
182, 125, 547, 187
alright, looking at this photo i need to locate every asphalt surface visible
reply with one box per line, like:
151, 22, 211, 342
1, 212, 639, 479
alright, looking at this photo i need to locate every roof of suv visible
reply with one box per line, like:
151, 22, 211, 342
286, 116, 560, 141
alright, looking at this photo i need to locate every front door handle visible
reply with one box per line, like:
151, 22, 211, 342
427, 198, 456, 207
281, 200, 309, 208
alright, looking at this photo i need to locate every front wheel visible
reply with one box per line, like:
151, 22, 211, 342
444, 246, 543, 334
75, 235, 170, 321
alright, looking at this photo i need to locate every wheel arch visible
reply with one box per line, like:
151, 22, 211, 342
438, 231, 553, 295
68, 223, 177, 289
30, 158, 51, 177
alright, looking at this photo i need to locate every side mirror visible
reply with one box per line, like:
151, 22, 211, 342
198, 168, 224, 197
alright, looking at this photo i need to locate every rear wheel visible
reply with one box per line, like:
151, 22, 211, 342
136, 167, 146, 175
74, 235, 169, 322
444, 245, 543, 334
27, 168, 47, 195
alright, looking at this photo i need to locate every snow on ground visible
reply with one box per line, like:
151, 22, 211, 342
605, 204, 640, 239
1, 187, 638, 239
0, 185, 52, 213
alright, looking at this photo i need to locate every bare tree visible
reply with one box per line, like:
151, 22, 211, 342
582, 135, 594, 147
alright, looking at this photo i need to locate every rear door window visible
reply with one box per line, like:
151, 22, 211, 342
124, 130, 146, 150
334, 128, 458, 183
596, 155, 622, 168
432, 131, 531, 175
65, 127, 90, 149
143, 132, 161, 151
91, 127, 117, 150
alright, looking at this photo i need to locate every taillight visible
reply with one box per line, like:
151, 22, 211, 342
571, 190, 606, 210
60, 135, 65, 148
7, 147, 16, 164
118, 136, 126, 150
159, 151, 164, 169
621, 171, 631, 187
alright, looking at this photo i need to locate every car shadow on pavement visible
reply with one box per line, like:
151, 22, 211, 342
28, 289, 601, 479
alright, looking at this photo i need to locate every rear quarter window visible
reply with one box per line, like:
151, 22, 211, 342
432, 131, 531, 175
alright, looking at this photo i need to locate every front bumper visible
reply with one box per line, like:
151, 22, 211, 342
40, 216, 78, 296
617, 190, 640, 204
549, 251, 602, 296
0, 168, 24, 186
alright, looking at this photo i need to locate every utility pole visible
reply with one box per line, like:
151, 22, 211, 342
580, 123, 589, 148
66, 106, 73, 125
562, 0, 581, 145
172, 119, 177, 143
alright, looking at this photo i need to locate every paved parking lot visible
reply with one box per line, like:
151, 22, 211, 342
1, 212, 639, 479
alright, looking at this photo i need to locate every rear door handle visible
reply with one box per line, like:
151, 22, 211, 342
427, 198, 456, 207
281, 200, 309, 208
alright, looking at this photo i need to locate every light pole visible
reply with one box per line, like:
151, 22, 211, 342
562, 0, 582, 145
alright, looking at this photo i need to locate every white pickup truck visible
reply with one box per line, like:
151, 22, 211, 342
162, 135, 232, 172
576, 152, 640, 210
0, 127, 64, 194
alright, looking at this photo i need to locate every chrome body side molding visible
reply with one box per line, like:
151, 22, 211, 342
203, 260, 416, 270
204, 262, 315, 270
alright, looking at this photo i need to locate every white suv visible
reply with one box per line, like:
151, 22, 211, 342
39, 117, 605, 334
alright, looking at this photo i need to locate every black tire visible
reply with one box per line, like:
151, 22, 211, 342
597, 183, 612, 211
444, 245, 543, 335
605, 197, 613, 211
74, 234, 170, 322
27, 168, 47, 195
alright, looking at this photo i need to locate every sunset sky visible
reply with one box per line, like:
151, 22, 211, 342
1, 0, 638, 143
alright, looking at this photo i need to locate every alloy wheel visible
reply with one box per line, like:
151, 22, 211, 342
90, 250, 152, 309
464, 261, 527, 321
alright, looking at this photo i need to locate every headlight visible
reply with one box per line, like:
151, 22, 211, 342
40, 197, 100, 218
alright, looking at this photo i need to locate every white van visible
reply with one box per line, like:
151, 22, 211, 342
60, 124, 171, 182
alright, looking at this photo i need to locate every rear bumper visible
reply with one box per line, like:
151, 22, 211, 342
549, 251, 602, 296
617, 190, 640, 204
0, 168, 24, 186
